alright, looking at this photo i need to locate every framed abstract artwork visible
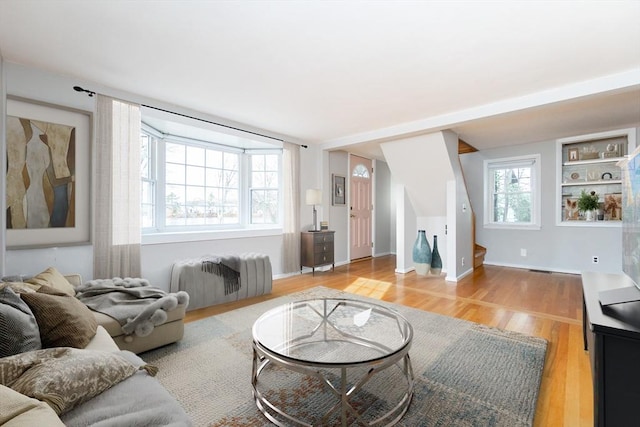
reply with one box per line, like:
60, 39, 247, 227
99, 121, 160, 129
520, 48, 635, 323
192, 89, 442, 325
6, 97, 91, 248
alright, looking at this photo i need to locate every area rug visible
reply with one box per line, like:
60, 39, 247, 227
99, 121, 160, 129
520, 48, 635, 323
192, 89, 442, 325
141, 286, 547, 426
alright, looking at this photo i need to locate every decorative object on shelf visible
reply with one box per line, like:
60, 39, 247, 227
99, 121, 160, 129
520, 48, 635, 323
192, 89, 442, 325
305, 189, 322, 231
578, 190, 600, 221
320, 221, 328, 230
580, 146, 599, 160
430, 235, 443, 275
600, 143, 619, 159
568, 147, 579, 162
601, 172, 613, 180
563, 197, 579, 220
332, 174, 346, 205
412, 230, 431, 276
604, 193, 622, 220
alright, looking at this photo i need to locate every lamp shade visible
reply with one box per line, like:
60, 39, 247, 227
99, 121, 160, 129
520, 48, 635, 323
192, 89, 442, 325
306, 189, 322, 205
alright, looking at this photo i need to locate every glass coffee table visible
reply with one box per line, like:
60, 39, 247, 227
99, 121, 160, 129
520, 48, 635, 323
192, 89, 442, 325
251, 298, 414, 426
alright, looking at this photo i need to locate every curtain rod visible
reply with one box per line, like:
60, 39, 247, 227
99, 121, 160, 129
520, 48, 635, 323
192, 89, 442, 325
73, 85, 308, 148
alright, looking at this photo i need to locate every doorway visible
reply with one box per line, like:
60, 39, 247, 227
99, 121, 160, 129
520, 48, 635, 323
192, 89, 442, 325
349, 154, 372, 260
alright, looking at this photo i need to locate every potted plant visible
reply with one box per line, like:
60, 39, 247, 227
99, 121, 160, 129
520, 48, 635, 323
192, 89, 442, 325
578, 190, 599, 221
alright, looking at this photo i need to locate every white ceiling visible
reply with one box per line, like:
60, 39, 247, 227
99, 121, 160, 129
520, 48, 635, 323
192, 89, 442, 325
1, 1, 639, 159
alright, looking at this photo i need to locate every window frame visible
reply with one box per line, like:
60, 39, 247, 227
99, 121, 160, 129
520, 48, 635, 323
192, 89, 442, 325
483, 154, 541, 230
140, 127, 283, 240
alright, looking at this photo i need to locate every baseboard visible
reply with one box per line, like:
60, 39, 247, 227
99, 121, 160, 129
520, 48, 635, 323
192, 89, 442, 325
446, 266, 474, 282
483, 261, 580, 275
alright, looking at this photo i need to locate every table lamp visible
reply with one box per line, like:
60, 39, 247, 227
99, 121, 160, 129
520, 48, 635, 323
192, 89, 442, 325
306, 189, 322, 231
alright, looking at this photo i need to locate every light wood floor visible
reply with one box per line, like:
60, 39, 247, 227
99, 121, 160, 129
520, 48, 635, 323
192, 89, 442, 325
185, 255, 592, 427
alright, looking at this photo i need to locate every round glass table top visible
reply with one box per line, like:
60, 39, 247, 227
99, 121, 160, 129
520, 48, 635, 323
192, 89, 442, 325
252, 298, 413, 365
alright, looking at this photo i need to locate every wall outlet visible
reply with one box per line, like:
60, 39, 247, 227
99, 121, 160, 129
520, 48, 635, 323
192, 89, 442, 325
461, 257, 465, 266
520, 248, 527, 257
592, 256, 599, 264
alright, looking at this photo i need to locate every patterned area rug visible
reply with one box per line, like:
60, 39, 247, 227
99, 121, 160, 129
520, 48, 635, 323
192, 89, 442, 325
141, 286, 547, 426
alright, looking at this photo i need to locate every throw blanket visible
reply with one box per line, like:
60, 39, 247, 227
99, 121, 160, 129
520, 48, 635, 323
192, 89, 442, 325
201, 255, 241, 295
76, 278, 189, 337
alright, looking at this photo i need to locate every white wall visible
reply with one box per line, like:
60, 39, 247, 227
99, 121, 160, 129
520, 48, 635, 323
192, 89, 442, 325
327, 151, 349, 264
374, 160, 393, 256
395, 186, 417, 273
2, 62, 320, 285
459, 132, 639, 274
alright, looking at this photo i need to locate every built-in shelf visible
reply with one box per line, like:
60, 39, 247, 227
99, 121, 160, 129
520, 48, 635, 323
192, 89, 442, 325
556, 128, 636, 226
562, 180, 622, 187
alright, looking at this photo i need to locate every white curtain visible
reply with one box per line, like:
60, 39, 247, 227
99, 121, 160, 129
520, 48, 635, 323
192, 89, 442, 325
94, 95, 142, 279
282, 142, 300, 273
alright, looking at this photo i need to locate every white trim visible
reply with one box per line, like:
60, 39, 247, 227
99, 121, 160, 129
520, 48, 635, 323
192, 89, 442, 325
483, 153, 541, 230
142, 227, 282, 245
321, 69, 640, 148
483, 260, 581, 276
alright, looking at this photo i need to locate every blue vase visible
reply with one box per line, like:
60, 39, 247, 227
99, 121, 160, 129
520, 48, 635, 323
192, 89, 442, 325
412, 230, 431, 276
430, 235, 442, 275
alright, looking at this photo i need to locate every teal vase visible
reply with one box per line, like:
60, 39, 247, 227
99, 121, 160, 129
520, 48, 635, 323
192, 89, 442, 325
430, 235, 442, 275
412, 230, 431, 276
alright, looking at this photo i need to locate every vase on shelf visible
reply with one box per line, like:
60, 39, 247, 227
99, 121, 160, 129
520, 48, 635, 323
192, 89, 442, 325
430, 235, 442, 275
412, 230, 431, 276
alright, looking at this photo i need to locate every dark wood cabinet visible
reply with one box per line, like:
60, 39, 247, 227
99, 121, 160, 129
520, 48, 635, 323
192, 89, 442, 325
301, 231, 335, 275
582, 272, 640, 427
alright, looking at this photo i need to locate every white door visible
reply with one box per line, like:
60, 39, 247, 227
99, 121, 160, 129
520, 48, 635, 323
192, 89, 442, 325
350, 155, 372, 260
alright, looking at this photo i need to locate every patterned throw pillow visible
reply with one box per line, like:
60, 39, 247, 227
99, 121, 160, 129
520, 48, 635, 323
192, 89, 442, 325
0, 287, 42, 357
0, 348, 141, 415
21, 287, 98, 349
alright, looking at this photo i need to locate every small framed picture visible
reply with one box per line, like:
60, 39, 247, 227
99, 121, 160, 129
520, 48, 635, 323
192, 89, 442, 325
332, 175, 346, 205
567, 147, 579, 162
604, 193, 622, 220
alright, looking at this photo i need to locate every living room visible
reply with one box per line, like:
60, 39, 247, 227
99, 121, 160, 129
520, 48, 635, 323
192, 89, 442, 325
1, 2, 639, 426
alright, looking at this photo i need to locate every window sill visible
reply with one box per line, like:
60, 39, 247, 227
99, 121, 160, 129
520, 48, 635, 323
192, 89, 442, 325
483, 223, 541, 231
142, 227, 283, 245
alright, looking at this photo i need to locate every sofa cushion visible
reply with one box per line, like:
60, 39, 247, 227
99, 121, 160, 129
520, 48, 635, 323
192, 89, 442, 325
0, 347, 143, 416
0, 384, 65, 426
21, 287, 98, 348
0, 287, 42, 357
25, 267, 76, 296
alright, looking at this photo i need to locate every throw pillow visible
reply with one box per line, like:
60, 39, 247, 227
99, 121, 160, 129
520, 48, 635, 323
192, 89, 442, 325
0, 287, 42, 357
0, 281, 40, 293
21, 287, 98, 348
0, 348, 141, 415
0, 384, 65, 426
25, 267, 76, 296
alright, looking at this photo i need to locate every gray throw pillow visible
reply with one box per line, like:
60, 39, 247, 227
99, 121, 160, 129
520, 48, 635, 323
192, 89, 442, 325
0, 287, 42, 357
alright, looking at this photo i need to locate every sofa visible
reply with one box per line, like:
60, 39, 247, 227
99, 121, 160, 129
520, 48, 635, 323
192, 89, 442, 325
0, 268, 192, 426
67, 273, 187, 354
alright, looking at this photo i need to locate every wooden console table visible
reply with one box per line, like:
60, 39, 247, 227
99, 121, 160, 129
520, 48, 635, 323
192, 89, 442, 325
581, 272, 640, 427
300, 230, 334, 275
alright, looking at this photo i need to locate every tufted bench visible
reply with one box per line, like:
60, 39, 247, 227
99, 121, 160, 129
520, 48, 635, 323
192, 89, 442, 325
170, 253, 272, 311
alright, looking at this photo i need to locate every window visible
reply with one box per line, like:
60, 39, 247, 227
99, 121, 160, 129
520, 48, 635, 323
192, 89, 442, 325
250, 153, 280, 224
484, 155, 541, 229
141, 127, 281, 235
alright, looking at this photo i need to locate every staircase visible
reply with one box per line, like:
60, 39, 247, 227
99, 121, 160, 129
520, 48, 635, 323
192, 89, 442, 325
460, 139, 486, 269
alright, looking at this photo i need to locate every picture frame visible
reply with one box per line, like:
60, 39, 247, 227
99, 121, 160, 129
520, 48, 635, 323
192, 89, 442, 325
332, 174, 346, 205
603, 193, 623, 221
567, 147, 579, 162
6, 97, 92, 248
562, 196, 580, 221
